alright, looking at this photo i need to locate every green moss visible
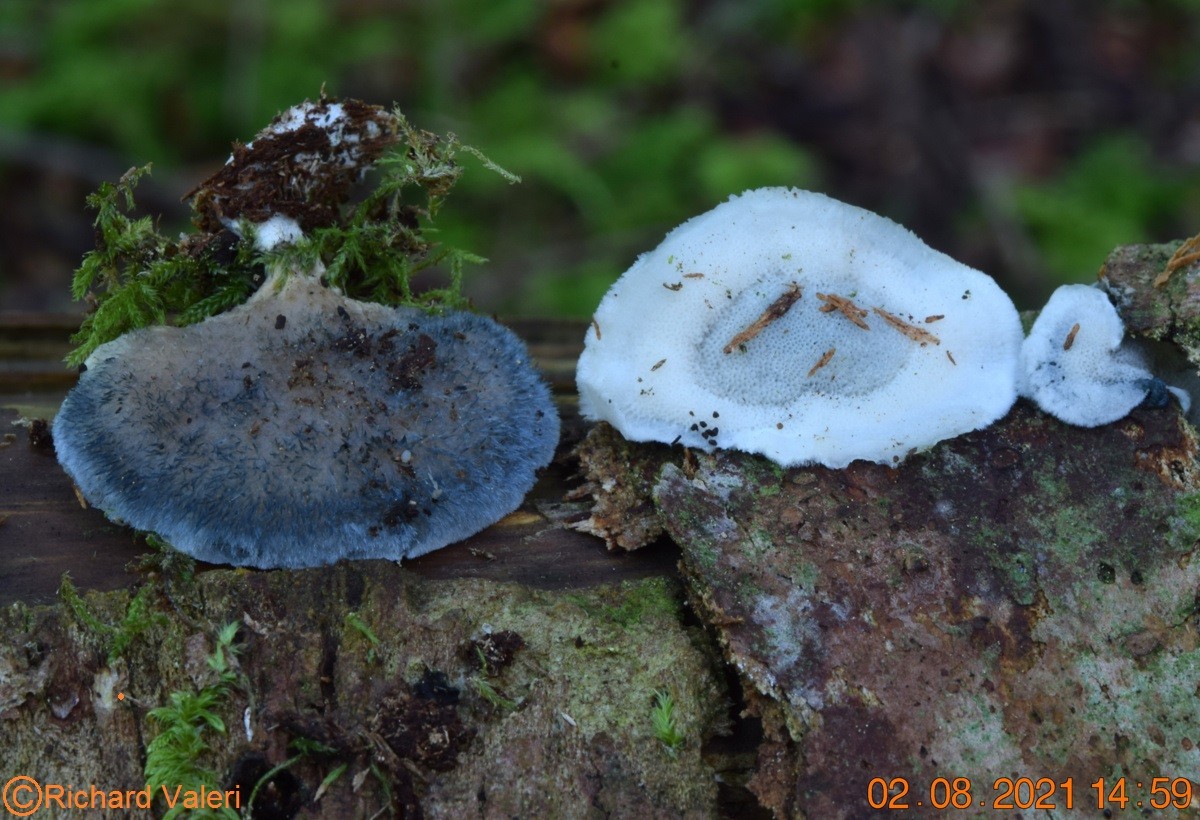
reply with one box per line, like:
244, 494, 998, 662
970, 522, 1038, 606
473, 677, 519, 712
345, 611, 381, 665
1074, 650, 1200, 757
58, 574, 110, 636
66, 106, 515, 367
1171, 492, 1200, 546
144, 622, 243, 820
793, 559, 820, 593
58, 575, 168, 664
109, 585, 169, 664
566, 577, 682, 628
747, 529, 775, 558
651, 689, 684, 754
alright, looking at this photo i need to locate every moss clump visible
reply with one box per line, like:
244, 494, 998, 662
651, 690, 684, 754
565, 576, 682, 628
58, 575, 168, 665
66, 99, 516, 367
144, 622, 243, 820
1171, 491, 1200, 548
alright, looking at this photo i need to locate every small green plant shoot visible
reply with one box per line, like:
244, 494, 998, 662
143, 622, 243, 820
651, 689, 684, 754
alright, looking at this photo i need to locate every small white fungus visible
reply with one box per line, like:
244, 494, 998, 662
249, 213, 305, 251
1019, 284, 1189, 426
576, 188, 1025, 468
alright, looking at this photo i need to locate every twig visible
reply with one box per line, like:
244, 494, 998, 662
1063, 322, 1080, 351
723, 283, 802, 353
816, 292, 869, 330
807, 348, 836, 377
872, 307, 940, 345
1155, 234, 1200, 288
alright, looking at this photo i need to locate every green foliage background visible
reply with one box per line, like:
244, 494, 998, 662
2, 0, 1200, 316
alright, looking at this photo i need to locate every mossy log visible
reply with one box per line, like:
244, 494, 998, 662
6, 246, 1200, 817
571, 242, 1200, 818
1, 318, 739, 818
2, 567, 727, 817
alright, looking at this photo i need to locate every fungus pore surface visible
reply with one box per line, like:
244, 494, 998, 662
53, 270, 559, 568
576, 188, 1024, 467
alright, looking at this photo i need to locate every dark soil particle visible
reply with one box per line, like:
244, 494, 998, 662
225, 753, 304, 820
28, 418, 52, 450
382, 498, 420, 528
186, 97, 397, 234
467, 630, 526, 675
377, 328, 399, 354
389, 333, 438, 391
331, 323, 373, 358
375, 671, 474, 772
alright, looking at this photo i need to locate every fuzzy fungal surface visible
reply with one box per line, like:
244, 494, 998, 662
1, 565, 726, 818
576, 393, 1200, 818
54, 273, 559, 568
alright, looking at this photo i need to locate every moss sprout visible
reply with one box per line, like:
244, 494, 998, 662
651, 689, 684, 754
345, 611, 381, 665
144, 622, 243, 820
57, 574, 167, 664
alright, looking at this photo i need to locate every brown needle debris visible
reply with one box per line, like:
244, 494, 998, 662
1063, 322, 1080, 351
816, 292, 870, 329
723, 283, 803, 354
873, 307, 941, 346
807, 348, 836, 377
1155, 234, 1200, 288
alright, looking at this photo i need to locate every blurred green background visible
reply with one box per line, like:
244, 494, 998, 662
3, 0, 1200, 317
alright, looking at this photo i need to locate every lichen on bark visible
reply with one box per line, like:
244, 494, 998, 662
651, 402, 1200, 816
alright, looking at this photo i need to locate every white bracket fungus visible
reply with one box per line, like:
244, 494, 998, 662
53, 265, 559, 568
576, 188, 1024, 468
1019, 284, 1189, 427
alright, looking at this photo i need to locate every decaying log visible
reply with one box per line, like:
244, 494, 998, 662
2, 566, 727, 817
7, 245, 1200, 817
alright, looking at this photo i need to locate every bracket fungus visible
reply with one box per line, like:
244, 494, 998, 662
576, 188, 1024, 467
1019, 283, 1190, 427
53, 98, 559, 568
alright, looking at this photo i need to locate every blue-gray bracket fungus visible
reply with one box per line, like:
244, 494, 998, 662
53, 98, 559, 568
53, 266, 559, 568
1020, 283, 1190, 427
576, 187, 1024, 468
